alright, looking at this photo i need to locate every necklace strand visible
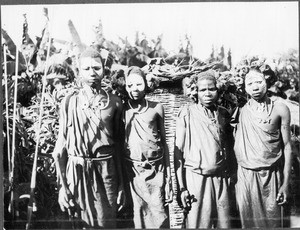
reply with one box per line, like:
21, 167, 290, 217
247, 99, 274, 124
248, 99, 273, 117
89, 89, 110, 110
128, 99, 149, 114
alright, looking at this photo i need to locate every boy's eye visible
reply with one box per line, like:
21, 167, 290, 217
199, 88, 216, 92
92, 66, 101, 71
82, 66, 102, 71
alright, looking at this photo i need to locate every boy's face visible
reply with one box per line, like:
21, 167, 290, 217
234, 76, 244, 89
197, 79, 218, 108
187, 83, 198, 103
126, 73, 146, 100
80, 57, 104, 87
46, 74, 67, 91
53, 77, 66, 91
245, 71, 267, 101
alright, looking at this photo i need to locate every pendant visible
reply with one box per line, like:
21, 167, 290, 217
258, 118, 271, 124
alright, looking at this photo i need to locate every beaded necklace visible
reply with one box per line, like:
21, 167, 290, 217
128, 99, 149, 114
89, 89, 110, 111
247, 99, 274, 124
82, 88, 110, 130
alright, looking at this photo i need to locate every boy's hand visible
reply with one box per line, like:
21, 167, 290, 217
58, 186, 75, 212
180, 189, 192, 210
277, 184, 289, 205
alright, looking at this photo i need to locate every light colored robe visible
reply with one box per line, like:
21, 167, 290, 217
53, 89, 118, 228
234, 101, 282, 228
177, 104, 231, 228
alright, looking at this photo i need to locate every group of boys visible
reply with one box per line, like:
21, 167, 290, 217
177, 70, 291, 228
51, 46, 292, 229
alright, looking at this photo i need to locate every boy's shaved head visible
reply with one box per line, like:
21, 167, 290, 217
80, 47, 102, 59
196, 70, 217, 86
80, 47, 104, 66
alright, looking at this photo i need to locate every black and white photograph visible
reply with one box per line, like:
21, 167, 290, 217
1, 1, 299, 229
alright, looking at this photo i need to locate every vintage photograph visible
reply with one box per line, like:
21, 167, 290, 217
1, 1, 299, 229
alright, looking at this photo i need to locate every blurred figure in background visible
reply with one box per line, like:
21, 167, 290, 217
45, 54, 76, 105
182, 75, 198, 103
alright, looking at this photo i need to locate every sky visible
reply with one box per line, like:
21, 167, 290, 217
1, 2, 299, 65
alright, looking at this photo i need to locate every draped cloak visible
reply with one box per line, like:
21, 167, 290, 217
124, 104, 168, 228
177, 104, 231, 228
234, 101, 283, 228
53, 89, 118, 228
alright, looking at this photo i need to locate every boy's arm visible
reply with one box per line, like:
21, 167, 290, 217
52, 98, 74, 212
223, 108, 237, 183
174, 107, 191, 209
113, 96, 126, 210
157, 103, 172, 202
174, 117, 185, 191
229, 106, 240, 139
157, 104, 171, 178
277, 103, 292, 205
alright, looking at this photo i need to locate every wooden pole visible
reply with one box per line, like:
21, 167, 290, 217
26, 31, 51, 230
3, 45, 11, 181
9, 46, 19, 219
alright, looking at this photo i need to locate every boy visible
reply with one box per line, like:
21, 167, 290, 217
175, 70, 233, 228
234, 69, 292, 228
52, 47, 125, 228
123, 66, 172, 228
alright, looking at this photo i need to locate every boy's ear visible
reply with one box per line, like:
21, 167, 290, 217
216, 83, 222, 95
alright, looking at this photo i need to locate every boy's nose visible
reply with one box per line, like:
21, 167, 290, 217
132, 85, 139, 91
89, 67, 95, 73
205, 89, 211, 95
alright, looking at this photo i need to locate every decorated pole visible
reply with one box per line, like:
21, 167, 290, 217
9, 45, 19, 219
25, 20, 52, 230
3, 45, 11, 182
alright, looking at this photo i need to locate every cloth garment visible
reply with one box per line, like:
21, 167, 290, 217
124, 107, 168, 228
177, 104, 231, 228
234, 101, 282, 169
234, 101, 283, 228
177, 104, 230, 175
125, 159, 168, 228
235, 165, 281, 228
53, 89, 118, 228
185, 168, 230, 228
124, 109, 162, 162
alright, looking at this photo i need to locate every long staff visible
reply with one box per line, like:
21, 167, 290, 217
281, 205, 284, 228
25, 33, 52, 230
3, 45, 11, 185
9, 47, 19, 219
